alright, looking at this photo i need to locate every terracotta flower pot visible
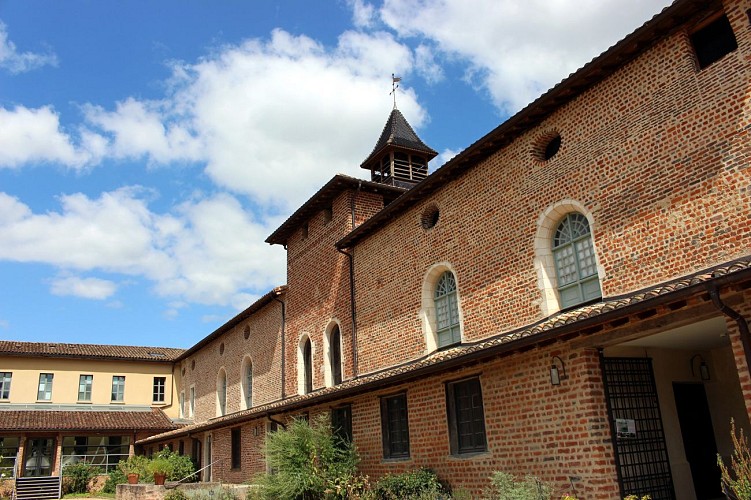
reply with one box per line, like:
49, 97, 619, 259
153, 472, 166, 486
127, 473, 139, 484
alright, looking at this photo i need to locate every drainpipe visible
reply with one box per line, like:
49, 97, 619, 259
708, 283, 751, 377
338, 246, 358, 379
273, 294, 286, 399
337, 183, 362, 379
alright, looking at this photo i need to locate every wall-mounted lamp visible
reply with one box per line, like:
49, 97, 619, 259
550, 355, 568, 386
690, 354, 711, 381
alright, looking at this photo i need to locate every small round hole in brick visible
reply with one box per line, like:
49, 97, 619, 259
533, 131, 562, 162
544, 135, 561, 160
244, 326, 250, 340
181, 367, 186, 377
220, 342, 225, 355
191, 360, 196, 371
421, 204, 440, 230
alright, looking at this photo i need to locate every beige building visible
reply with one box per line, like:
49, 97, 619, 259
0, 341, 183, 478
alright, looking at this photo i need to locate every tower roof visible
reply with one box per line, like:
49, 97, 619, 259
360, 108, 437, 170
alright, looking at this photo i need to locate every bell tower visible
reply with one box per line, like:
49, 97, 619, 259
360, 107, 437, 189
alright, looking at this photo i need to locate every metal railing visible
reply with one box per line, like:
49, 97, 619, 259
60, 453, 128, 472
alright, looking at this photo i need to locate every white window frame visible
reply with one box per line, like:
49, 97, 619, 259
420, 262, 464, 353
111, 375, 125, 402
37, 373, 53, 401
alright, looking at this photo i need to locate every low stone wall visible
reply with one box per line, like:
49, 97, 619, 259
116, 482, 253, 499
116, 484, 165, 500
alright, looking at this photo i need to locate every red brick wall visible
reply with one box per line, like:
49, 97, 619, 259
178, 301, 283, 423
284, 190, 387, 395
352, 0, 751, 375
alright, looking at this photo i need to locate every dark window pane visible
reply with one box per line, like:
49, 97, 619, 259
380, 394, 410, 458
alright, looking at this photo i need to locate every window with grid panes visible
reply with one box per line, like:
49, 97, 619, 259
38, 373, 53, 401
446, 377, 487, 455
434, 271, 460, 347
153, 376, 166, 402
331, 405, 352, 445
111, 376, 125, 402
78, 374, 93, 401
380, 393, 410, 459
0, 372, 11, 399
553, 213, 601, 309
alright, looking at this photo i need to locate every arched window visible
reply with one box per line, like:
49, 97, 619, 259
330, 325, 342, 386
241, 357, 253, 410
434, 271, 460, 347
216, 369, 227, 417
553, 212, 602, 308
300, 336, 313, 395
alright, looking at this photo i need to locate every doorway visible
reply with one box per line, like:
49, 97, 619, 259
673, 383, 722, 499
23, 438, 54, 476
203, 435, 211, 482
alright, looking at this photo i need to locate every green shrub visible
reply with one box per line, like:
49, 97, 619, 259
718, 418, 751, 500
62, 461, 102, 494
373, 468, 445, 499
153, 447, 197, 482
485, 471, 551, 500
102, 467, 127, 494
164, 489, 189, 500
253, 414, 361, 499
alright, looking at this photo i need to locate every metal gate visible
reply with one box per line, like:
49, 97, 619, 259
601, 356, 675, 500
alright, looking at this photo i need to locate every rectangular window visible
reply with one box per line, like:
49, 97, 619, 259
0, 372, 11, 400
179, 391, 185, 418
446, 377, 487, 455
690, 13, 738, 69
111, 376, 125, 402
0, 437, 19, 478
37, 373, 53, 401
78, 374, 93, 401
331, 405, 352, 445
231, 427, 242, 469
189, 386, 195, 417
153, 376, 166, 403
380, 393, 410, 459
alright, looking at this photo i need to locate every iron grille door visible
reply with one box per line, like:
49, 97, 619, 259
601, 356, 675, 500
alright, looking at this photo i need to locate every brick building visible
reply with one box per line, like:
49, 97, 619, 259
119, 0, 751, 497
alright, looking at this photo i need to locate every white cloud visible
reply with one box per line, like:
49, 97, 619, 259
435, 148, 460, 169
0, 21, 57, 74
0, 189, 285, 308
379, 0, 673, 113
349, 0, 377, 28
0, 106, 95, 169
83, 98, 203, 165
50, 276, 118, 300
162, 28, 423, 211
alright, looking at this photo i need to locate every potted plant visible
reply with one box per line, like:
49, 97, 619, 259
148, 457, 173, 486
119, 455, 148, 485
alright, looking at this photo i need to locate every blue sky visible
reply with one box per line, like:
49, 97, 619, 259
0, 0, 671, 349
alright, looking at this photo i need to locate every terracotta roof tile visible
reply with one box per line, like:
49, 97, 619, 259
0, 341, 184, 362
0, 407, 175, 432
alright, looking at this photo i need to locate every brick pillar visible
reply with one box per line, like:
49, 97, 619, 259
53, 434, 63, 476
16, 435, 25, 478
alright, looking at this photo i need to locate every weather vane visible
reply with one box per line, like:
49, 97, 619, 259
390, 73, 401, 109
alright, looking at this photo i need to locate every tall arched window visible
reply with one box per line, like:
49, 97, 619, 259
553, 212, 602, 308
303, 337, 312, 394
241, 357, 253, 410
330, 325, 342, 386
216, 369, 227, 417
435, 271, 460, 347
